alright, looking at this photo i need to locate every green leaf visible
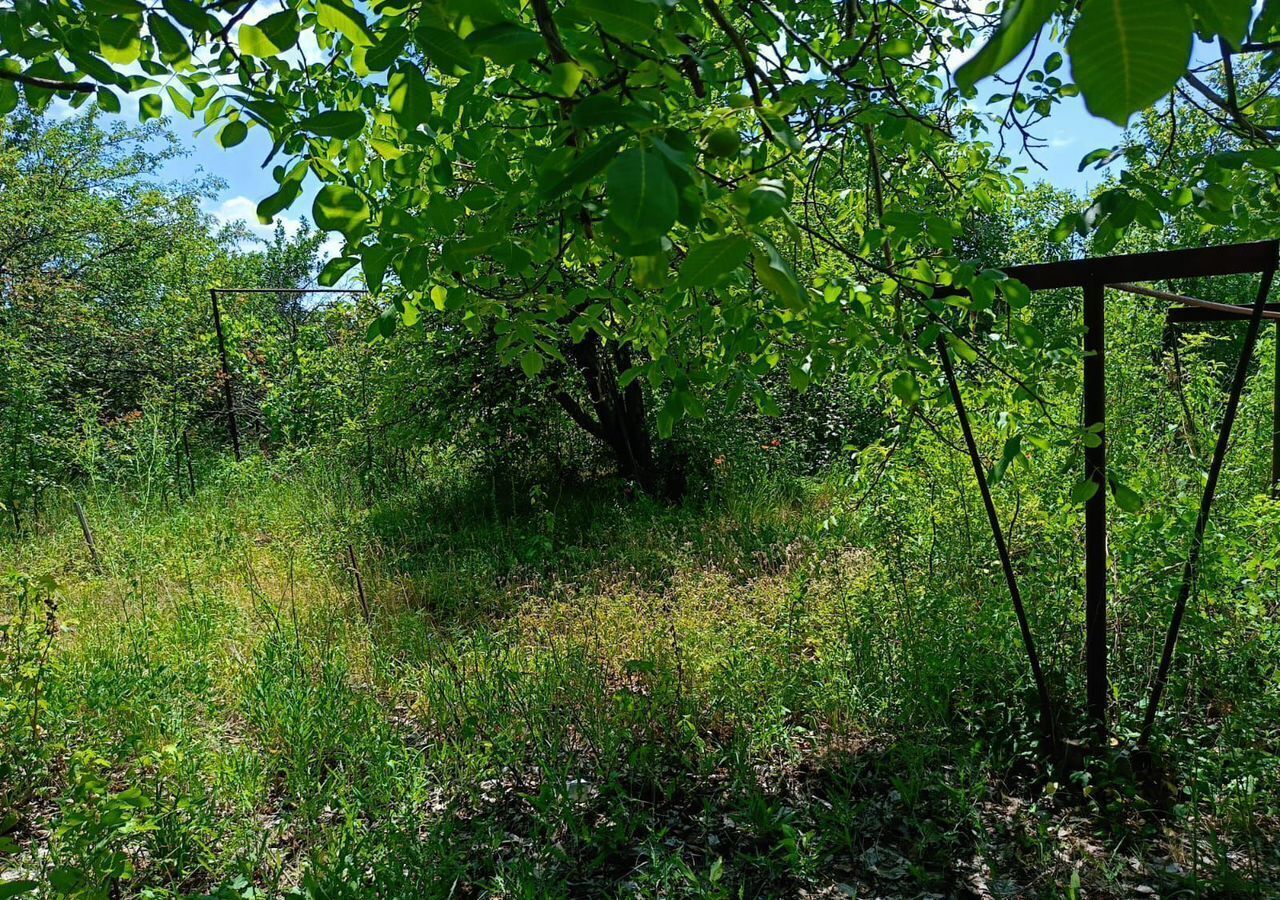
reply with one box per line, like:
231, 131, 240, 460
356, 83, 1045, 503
548, 61, 584, 98
257, 182, 301, 223
752, 240, 804, 308
239, 10, 299, 57
1070, 478, 1100, 505
571, 94, 650, 128
139, 93, 163, 122
630, 252, 669, 288
606, 148, 678, 241
366, 28, 408, 71
1011, 320, 1044, 348
539, 133, 628, 198
572, 0, 656, 42
217, 120, 247, 147
312, 184, 370, 238
1255, 0, 1280, 42
988, 435, 1022, 485
520, 350, 544, 378
1109, 477, 1143, 513
0, 80, 17, 117
99, 16, 142, 65
1002, 278, 1030, 309
956, 0, 1055, 89
0, 10, 17, 47
317, 0, 373, 47
372, 307, 397, 339
1066, 0, 1192, 126
148, 14, 188, 63
360, 244, 394, 294
415, 26, 474, 75
397, 246, 432, 289
465, 22, 542, 65
745, 179, 788, 224
891, 370, 920, 406
163, 0, 213, 32
67, 48, 121, 86
95, 87, 121, 113
388, 66, 430, 129
0, 880, 38, 899
882, 38, 913, 58
318, 255, 358, 286
678, 237, 751, 287
402, 297, 421, 325
788, 363, 810, 391
166, 85, 192, 117
298, 109, 365, 138
1193, 0, 1253, 48
45, 869, 84, 893
945, 332, 978, 363
656, 404, 676, 438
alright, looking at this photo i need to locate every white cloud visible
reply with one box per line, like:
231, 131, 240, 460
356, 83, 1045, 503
317, 234, 345, 261
207, 194, 301, 241
207, 195, 344, 263
1048, 130, 1074, 149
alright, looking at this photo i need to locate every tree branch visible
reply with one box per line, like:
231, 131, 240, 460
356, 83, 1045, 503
555, 391, 606, 441
0, 70, 95, 93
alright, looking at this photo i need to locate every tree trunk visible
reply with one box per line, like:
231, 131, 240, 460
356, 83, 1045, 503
554, 334, 669, 495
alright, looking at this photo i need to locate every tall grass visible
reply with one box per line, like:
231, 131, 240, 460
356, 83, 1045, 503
2, 440, 1279, 897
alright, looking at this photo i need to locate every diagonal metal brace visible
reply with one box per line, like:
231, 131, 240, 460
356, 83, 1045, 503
936, 337, 1060, 758
1139, 264, 1279, 746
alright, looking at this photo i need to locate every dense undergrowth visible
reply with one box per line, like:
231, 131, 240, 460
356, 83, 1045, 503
3, 436, 1279, 898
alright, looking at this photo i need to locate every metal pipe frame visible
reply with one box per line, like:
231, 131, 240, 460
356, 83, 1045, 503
206, 286, 370, 461
948, 240, 1279, 746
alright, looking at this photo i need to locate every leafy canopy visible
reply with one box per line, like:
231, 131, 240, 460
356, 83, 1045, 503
0, 0, 1271, 431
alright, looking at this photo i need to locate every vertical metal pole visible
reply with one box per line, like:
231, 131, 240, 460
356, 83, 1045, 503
182, 430, 196, 496
1083, 281, 1108, 741
1141, 265, 1277, 745
347, 543, 371, 624
74, 500, 101, 574
1272, 319, 1279, 499
210, 289, 242, 462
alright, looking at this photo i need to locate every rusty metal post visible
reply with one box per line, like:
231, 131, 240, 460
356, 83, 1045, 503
1082, 281, 1108, 742
210, 289, 242, 462
347, 543, 370, 624
182, 430, 196, 496
74, 500, 101, 574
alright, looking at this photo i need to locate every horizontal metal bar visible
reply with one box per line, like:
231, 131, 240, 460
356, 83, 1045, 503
210, 287, 369, 294
1167, 304, 1280, 323
1111, 282, 1280, 321
997, 240, 1279, 292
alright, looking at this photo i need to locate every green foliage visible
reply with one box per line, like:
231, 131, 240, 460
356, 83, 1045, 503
2, 14, 1280, 896
956, 0, 1058, 90
605, 148, 679, 242
3, 371, 1280, 894
5, 0, 1272, 461
0, 574, 58, 816
0, 110, 325, 529
1067, 0, 1193, 126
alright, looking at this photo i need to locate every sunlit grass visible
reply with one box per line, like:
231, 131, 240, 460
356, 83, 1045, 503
3, 452, 1279, 897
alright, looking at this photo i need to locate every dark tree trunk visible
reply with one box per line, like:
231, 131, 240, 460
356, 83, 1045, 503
554, 334, 668, 495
